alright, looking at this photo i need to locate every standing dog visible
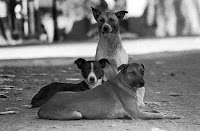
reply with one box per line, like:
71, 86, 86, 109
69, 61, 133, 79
31, 58, 109, 108
38, 63, 180, 120
92, 7, 145, 107
93, 7, 128, 68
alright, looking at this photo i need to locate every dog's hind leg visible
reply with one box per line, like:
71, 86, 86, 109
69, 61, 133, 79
38, 109, 83, 120
59, 110, 83, 120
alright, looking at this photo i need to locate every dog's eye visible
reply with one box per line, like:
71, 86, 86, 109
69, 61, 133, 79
94, 67, 98, 71
109, 18, 114, 22
131, 71, 136, 75
84, 67, 90, 71
99, 19, 104, 22
141, 70, 144, 75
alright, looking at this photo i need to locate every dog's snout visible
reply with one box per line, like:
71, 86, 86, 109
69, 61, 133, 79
102, 24, 112, 33
89, 77, 95, 82
103, 26, 109, 32
140, 80, 145, 87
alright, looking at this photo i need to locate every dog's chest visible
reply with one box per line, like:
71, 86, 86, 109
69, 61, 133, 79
96, 43, 128, 66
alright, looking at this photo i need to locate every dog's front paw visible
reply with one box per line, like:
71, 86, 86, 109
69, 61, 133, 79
145, 101, 161, 108
137, 101, 145, 108
164, 114, 182, 119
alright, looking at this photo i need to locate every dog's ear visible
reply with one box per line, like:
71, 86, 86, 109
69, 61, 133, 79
115, 11, 128, 22
117, 64, 129, 72
141, 64, 145, 75
141, 64, 145, 70
74, 58, 86, 69
91, 7, 102, 21
98, 59, 110, 68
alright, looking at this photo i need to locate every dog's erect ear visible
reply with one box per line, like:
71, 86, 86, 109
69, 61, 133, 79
117, 64, 129, 72
141, 64, 145, 70
141, 64, 145, 75
98, 59, 110, 68
115, 11, 128, 22
74, 58, 86, 69
91, 7, 102, 21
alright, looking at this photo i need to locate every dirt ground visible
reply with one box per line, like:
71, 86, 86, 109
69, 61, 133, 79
0, 50, 200, 131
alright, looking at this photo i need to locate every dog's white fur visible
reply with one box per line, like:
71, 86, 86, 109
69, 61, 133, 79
84, 63, 103, 89
95, 32, 128, 68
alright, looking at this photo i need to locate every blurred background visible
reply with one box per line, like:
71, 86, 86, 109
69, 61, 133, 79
1, 0, 200, 46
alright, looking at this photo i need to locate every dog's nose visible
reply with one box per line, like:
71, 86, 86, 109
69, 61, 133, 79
140, 83, 144, 87
89, 77, 95, 82
103, 26, 109, 32
139, 80, 145, 87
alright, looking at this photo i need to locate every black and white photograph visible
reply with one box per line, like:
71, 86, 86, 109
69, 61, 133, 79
0, 0, 200, 130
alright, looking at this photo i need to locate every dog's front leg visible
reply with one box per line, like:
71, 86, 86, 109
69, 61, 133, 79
123, 99, 180, 120
136, 87, 145, 108
136, 111, 181, 120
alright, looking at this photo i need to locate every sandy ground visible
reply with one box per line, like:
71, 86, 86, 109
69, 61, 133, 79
0, 50, 200, 130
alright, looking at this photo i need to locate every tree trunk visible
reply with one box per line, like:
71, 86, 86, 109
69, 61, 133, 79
52, 0, 58, 41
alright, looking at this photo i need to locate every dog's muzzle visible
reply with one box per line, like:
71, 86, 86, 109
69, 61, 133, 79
102, 26, 109, 32
139, 80, 145, 87
89, 76, 96, 83
87, 72, 97, 84
101, 24, 112, 34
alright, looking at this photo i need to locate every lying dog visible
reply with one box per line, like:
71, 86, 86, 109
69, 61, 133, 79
38, 63, 180, 120
31, 58, 109, 108
92, 7, 145, 108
